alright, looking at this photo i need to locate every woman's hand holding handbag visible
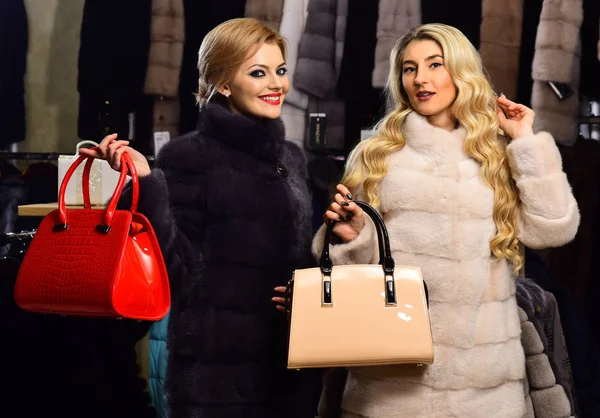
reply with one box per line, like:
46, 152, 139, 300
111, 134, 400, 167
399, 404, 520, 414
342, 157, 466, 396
14, 149, 170, 321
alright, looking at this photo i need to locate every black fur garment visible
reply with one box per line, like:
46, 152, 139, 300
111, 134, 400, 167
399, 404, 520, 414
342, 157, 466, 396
122, 102, 315, 417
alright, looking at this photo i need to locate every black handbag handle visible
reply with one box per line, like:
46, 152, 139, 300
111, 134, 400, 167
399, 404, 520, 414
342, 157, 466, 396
319, 201, 397, 305
320, 201, 394, 274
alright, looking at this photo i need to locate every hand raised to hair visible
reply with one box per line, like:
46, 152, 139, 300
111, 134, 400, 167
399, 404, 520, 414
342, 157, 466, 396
496, 94, 535, 139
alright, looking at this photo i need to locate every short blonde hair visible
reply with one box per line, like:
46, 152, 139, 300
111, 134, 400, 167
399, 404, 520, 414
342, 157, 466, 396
195, 18, 287, 106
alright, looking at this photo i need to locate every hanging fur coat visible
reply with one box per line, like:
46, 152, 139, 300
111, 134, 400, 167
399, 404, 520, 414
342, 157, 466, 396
479, 0, 523, 99
312, 112, 579, 417
244, 0, 284, 31
517, 278, 576, 418
144, 0, 185, 140
294, 0, 348, 150
279, 0, 311, 148
531, 0, 584, 146
372, 0, 421, 88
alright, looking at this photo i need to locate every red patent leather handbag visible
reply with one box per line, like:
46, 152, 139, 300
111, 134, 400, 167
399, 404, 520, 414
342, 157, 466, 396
14, 152, 170, 320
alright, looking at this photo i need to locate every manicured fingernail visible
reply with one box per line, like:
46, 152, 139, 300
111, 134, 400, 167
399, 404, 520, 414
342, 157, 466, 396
347, 212, 354, 220
339, 216, 346, 222
341, 201, 350, 207
346, 193, 353, 200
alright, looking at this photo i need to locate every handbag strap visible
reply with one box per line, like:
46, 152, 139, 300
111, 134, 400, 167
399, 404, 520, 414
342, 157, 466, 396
56, 152, 139, 233
319, 201, 397, 305
319, 201, 394, 275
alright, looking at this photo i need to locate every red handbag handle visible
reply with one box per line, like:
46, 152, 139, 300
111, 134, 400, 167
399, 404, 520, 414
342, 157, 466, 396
56, 150, 140, 232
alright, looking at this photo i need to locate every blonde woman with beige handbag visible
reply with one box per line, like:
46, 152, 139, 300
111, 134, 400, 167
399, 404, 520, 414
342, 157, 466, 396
312, 24, 580, 418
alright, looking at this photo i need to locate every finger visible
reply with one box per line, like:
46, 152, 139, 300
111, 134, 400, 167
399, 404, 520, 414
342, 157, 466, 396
271, 297, 286, 304
108, 140, 129, 153
496, 107, 507, 121
276, 305, 286, 312
98, 133, 118, 155
274, 286, 286, 293
78, 148, 104, 159
336, 184, 353, 201
496, 100, 512, 112
335, 193, 351, 209
113, 146, 129, 169
107, 141, 130, 157
508, 102, 528, 111
324, 210, 341, 223
329, 202, 348, 220
107, 140, 129, 164
498, 94, 515, 105
99, 133, 118, 147
334, 194, 355, 220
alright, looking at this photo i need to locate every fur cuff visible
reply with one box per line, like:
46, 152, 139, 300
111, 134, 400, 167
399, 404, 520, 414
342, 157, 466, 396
311, 215, 378, 265
506, 132, 563, 180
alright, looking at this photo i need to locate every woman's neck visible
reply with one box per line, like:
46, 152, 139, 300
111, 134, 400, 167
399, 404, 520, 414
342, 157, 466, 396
425, 110, 457, 132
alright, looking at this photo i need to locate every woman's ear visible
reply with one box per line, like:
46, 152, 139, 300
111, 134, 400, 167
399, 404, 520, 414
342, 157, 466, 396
217, 86, 231, 98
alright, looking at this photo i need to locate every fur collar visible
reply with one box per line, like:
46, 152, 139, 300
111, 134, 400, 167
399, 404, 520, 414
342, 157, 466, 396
196, 101, 286, 163
402, 111, 468, 159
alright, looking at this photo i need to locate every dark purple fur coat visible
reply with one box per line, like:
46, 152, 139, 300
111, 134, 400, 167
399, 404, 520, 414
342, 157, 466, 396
119, 102, 315, 417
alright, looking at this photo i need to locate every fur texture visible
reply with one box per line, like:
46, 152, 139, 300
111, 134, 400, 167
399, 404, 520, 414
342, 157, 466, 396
279, 0, 311, 147
312, 112, 579, 417
294, 0, 348, 151
244, 0, 284, 31
516, 277, 575, 417
479, 0, 523, 99
120, 102, 313, 417
372, 0, 421, 88
531, 0, 584, 146
144, 0, 184, 98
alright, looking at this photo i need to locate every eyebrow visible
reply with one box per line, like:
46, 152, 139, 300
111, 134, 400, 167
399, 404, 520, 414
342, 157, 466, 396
246, 62, 287, 71
402, 54, 444, 66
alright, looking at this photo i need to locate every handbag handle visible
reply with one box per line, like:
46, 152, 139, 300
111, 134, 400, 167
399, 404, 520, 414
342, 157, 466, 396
74, 140, 99, 155
319, 201, 397, 305
55, 152, 139, 233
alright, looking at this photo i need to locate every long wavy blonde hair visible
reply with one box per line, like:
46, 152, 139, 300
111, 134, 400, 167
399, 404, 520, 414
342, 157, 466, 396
342, 24, 523, 271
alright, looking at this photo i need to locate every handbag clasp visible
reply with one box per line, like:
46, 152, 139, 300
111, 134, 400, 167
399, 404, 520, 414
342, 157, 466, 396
385, 275, 397, 306
321, 275, 333, 306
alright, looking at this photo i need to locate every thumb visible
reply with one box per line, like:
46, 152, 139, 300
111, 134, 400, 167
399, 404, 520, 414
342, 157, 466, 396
496, 107, 507, 121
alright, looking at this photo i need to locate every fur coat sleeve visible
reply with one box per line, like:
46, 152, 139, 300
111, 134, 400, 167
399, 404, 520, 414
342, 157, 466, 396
506, 132, 580, 249
117, 134, 205, 297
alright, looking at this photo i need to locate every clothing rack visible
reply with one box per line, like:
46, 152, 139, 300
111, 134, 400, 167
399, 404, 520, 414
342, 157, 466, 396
0, 230, 36, 247
579, 116, 600, 125
0, 152, 156, 161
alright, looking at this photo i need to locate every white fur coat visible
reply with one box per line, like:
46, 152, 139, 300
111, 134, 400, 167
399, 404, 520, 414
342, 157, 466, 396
312, 112, 580, 418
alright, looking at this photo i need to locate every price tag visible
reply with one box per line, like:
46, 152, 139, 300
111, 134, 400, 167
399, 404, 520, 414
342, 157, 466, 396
153, 131, 171, 158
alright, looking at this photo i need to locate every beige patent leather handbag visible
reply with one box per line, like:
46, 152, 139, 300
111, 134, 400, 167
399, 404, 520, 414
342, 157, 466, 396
285, 201, 434, 369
